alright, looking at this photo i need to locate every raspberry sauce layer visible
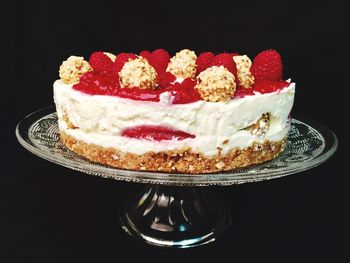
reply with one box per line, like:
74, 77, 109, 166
122, 125, 196, 141
73, 72, 200, 104
73, 72, 290, 103
252, 80, 290, 94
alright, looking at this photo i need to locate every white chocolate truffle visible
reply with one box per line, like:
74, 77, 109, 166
195, 66, 236, 102
59, 56, 92, 84
103, 52, 116, 62
166, 49, 197, 79
233, 55, 255, 88
119, 57, 158, 89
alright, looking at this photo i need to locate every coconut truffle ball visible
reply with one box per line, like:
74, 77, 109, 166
166, 49, 197, 79
119, 57, 158, 89
103, 52, 116, 62
195, 66, 236, 102
59, 56, 92, 84
233, 55, 255, 88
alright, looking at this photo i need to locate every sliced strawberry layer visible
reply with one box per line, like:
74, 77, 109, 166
122, 125, 195, 141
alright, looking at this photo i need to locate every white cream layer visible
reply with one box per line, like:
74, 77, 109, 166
54, 80, 295, 156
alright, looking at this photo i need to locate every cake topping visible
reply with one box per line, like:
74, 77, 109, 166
112, 53, 138, 76
140, 49, 173, 87
211, 53, 238, 77
139, 50, 152, 60
89, 51, 114, 73
119, 57, 158, 89
145, 49, 171, 75
195, 66, 236, 102
77, 72, 118, 94
251, 49, 282, 81
196, 52, 216, 74
233, 55, 255, 88
234, 87, 255, 98
166, 49, 197, 79
59, 56, 92, 84
157, 71, 176, 88
252, 80, 289, 93
62, 48, 289, 103
103, 52, 116, 62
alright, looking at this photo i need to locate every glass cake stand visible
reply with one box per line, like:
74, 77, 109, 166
16, 106, 338, 248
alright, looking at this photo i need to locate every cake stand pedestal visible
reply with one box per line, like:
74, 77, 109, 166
120, 185, 231, 247
16, 106, 337, 248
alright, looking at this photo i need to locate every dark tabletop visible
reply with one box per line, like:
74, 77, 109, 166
3, 0, 349, 262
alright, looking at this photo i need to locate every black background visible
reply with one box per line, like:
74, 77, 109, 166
3, 0, 349, 262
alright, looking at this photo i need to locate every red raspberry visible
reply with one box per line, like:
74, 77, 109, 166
149, 49, 170, 74
170, 78, 199, 104
180, 78, 197, 89
139, 50, 152, 61
230, 52, 239, 57
158, 71, 176, 88
196, 52, 215, 74
78, 72, 96, 90
89, 51, 114, 73
211, 53, 238, 78
112, 52, 137, 76
251, 49, 283, 81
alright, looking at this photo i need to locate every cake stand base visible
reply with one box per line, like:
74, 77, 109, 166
16, 107, 338, 248
120, 185, 231, 248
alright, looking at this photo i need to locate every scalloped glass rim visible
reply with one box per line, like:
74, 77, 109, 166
16, 106, 338, 186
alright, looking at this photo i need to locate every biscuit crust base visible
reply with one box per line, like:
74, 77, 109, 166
60, 131, 286, 174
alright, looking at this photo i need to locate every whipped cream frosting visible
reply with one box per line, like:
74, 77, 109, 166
54, 80, 295, 156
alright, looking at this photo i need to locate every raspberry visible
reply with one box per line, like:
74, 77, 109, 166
230, 52, 239, 57
170, 78, 200, 104
78, 71, 96, 89
180, 78, 197, 89
139, 50, 152, 61
196, 52, 215, 74
89, 51, 114, 73
149, 49, 170, 74
251, 49, 282, 81
211, 53, 237, 77
112, 52, 137, 76
158, 71, 176, 88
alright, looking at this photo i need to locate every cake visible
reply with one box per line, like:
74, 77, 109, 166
54, 49, 295, 173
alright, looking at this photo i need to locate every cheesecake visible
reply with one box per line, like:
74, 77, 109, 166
54, 49, 295, 173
